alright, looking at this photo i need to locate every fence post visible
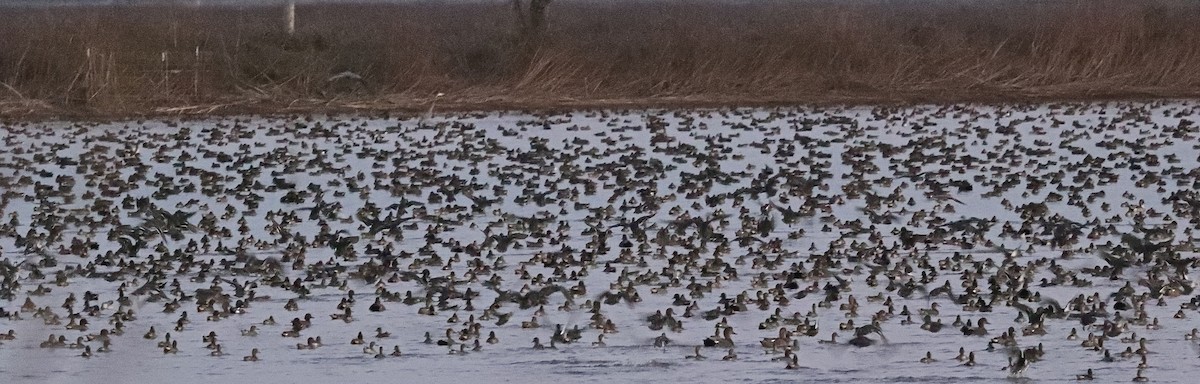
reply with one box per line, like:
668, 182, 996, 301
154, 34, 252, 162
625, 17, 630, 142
194, 46, 201, 97
162, 51, 170, 95
285, 1, 296, 35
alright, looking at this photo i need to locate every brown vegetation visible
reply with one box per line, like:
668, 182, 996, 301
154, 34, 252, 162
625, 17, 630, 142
2, 0, 1200, 118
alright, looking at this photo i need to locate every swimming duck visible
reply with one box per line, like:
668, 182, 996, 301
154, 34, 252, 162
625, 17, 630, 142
722, 348, 737, 361
653, 333, 671, 347
1076, 368, 1094, 380
363, 342, 380, 355
97, 339, 111, 353
436, 329, 454, 346
960, 318, 989, 336
369, 297, 386, 312
1132, 368, 1148, 382
243, 348, 259, 362
703, 327, 735, 348
760, 328, 791, 351
920, 351, 935, 363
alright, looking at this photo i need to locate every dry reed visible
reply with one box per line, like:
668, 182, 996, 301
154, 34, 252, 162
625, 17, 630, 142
2, 0, 1200, 117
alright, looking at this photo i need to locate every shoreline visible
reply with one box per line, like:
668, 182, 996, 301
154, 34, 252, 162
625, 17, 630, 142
4, 89, 1199, 122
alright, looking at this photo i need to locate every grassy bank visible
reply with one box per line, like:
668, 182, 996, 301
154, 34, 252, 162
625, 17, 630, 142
2, 0, 1200, 118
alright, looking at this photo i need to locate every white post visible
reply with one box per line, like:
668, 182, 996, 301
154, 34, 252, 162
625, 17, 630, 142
161, 51, 170, 94
194, 46, 201, 96
285, 1, 296, 35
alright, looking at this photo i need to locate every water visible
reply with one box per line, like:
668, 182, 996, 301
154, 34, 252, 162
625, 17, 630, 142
0, 101, 1198, 383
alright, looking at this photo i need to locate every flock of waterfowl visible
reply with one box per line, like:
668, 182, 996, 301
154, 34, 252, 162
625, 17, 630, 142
1, 102, 1200, 382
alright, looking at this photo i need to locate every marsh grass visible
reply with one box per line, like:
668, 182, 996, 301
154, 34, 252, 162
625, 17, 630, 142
2, 0, 1200, 116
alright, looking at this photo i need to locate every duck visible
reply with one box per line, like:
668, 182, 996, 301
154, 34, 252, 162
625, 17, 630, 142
771, 348, 795, 363
703, 327, 735, 348
684, 345, 706, 360
920, 351, 936, 363
921, 315, 943, 333
1135, 338, 1149, 355
760, 328, 791, 351
162, 340, 178, 354
1076, 368, 1094, 380
919, 302, 941, 317
848, 334, 874, 347
243, 348, 260, 362
436, 329, 454, 346
818, 333, 838, 345
1132, 368, 1149, 382
722, 348, 737, 361
363, 342, 380, 355
960, 318, 989, 336
156, 333, 173, 349
96, 339, 112, 353
785, 354, 800, 369
369, 297, 386, 312
653, 333, 671, 347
